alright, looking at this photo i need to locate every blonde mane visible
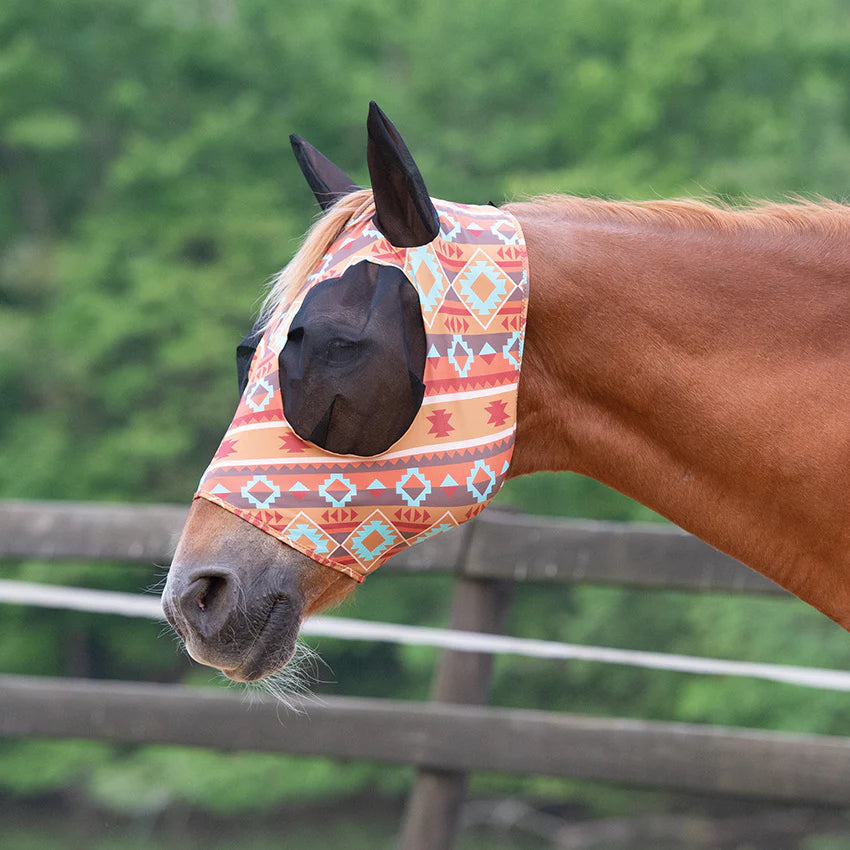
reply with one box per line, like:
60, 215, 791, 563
261, 189, 375, 327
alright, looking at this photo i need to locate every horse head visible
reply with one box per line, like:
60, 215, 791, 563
162, 103, 529, 680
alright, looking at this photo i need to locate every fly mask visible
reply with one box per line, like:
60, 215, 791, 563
195, 103, 529, 582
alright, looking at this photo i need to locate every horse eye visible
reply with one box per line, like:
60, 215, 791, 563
324, 338, 361, 364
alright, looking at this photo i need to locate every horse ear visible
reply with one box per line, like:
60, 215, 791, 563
366, 101, 439, 247
290, 135, 361, 211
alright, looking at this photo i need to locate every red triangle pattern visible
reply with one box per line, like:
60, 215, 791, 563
444, 316, 470, 333
321, 508, 358, 523
501, 315, 524, 330
393, 508, 431, 524
425, 371, 520, 394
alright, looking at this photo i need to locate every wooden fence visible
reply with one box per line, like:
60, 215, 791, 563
0, 500, 847, 850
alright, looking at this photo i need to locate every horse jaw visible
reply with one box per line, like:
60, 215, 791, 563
162, 498, 356, 681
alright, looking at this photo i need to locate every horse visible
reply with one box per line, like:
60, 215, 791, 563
162, 102, 850, 682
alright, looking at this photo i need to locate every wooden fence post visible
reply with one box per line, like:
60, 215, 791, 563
398, 525, 514, 850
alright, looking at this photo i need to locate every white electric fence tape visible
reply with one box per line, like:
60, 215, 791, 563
2, 578, 850, 692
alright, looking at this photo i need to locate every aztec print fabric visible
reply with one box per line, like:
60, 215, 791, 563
196, 199, 529, 581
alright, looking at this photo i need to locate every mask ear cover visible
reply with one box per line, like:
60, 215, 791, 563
279, 260, 426, 456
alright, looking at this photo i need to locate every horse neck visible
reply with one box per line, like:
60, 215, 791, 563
508, 199, 850, 628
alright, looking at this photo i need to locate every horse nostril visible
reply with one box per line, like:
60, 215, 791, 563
173, 569, 238, 635
194, 574, 227, 612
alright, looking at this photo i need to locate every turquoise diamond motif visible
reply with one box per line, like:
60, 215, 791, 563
447, 335, 474, 377
246, 377, 274, 412
396, 467, 432, 507
349, 519, 400, 562
490, 220, 519, 245
501, 331, 523, 368
318, 473, 356, 508
465, 460, 496, 503
457, 258, 510, 319
440, 213, 461, 242
416, 522, 455, 543
241, 475, 280, 509
287, 522, 331, 555
407, 245, 448, 313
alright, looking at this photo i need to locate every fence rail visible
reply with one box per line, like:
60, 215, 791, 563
2, 674, 849, 805
0, 499, 838, 850
0, 498, 782, 593
4, 579, 850, 690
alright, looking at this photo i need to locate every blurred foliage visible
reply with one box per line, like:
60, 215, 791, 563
2, 0, 850, 827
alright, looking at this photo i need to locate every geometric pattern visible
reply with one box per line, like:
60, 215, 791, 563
410, 511, 458, 545
491, 219, 521, 245
241, 475, 280, 509
447, 335, 475, 378
196, 196, 529, 582
465, 460, 497, 503
406, 245, 449, 325
456, 251, 514, 328
484, 399, 510, 427
283, 513, 335, 558
502, 330, 523, 368
426, 408, 454, 438
345, 511, 402, 565
318, 473, 357, 508
246, 377, 275, 412
395, 468, 432, 507
439, 213, 461, 243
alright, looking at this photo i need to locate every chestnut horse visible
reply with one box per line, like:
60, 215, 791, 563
163, 104, 850, 682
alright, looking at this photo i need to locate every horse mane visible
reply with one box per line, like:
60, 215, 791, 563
263, 191, 850, 325
508, 194, 850, 237
262, 188, 375, 326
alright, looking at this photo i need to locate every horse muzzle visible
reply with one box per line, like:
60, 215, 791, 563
162, 563, 303, 681
161, 499, 350, 682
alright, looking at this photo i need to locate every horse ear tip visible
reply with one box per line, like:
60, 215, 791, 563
367, 101, 386, 125
289, 134, 302, 149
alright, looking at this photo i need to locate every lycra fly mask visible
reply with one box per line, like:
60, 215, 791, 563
195, 103, 529, 582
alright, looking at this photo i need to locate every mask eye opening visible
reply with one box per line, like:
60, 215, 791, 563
236, 312, 268, 397
323, 338, 363, 365
278, 261, 426, 457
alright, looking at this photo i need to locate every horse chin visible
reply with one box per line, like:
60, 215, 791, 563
218, 605, 301, 682
162, 499, 356, 681
189, 595, 302, 683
